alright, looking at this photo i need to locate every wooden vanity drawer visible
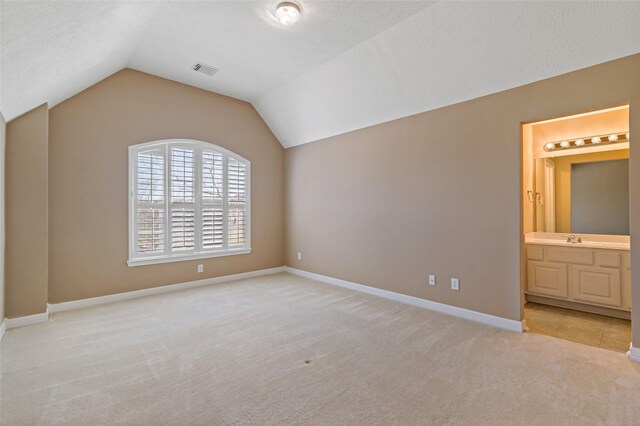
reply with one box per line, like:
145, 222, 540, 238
526, 246, 544, 260
570, 265, 622, 308
527, 261, 568, 299
547, 247, 593, 265
596, 251, 621, 268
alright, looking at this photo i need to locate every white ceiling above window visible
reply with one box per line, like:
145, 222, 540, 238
1, 1, 639, 148
127, 1, 433, 102
0, 0, 433, 121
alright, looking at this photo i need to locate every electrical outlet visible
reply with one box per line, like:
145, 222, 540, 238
297, 252, 302, 261
451, 278, 459, 291
428, 275, 436, 286
197, 264, 204, 273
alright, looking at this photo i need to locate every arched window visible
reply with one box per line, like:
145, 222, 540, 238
128, 139, 250, 266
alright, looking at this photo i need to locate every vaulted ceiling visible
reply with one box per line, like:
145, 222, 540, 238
2, 1, 640, 148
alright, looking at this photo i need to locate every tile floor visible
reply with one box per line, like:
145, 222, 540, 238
524, 302, 631, 353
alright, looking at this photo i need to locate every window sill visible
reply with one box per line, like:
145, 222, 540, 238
127, 248, 252, 267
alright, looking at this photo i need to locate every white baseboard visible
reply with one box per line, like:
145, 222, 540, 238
628, 344, 640, 363
5, 311, 50, 329
284, 266, 525, 333
49, 266, 285, 314
0, 319, 6, 341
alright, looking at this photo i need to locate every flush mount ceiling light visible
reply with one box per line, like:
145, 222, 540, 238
275, 2, 301, 26
544, 131, 629, 152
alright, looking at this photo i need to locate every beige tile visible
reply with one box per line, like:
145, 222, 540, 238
531, 302, 572, 316
603, 323, 632, 338
526, 310, 564, 335
605, 317, 631, 329
600, 335, 631, 353
524, 302, 541, 311
563, 315, 606, 346
561, 315, 606, 331
524, 302, 631, 352
564, 309, 607, 325
554, 328, 603, 347
601, 321, 632, 353
603, 324, 632, 337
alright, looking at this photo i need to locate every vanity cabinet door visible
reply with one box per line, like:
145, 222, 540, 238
570, 266, 622, 308
527, 261, 568, 298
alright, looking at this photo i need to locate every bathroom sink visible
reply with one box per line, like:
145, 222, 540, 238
524, 233, 630, 250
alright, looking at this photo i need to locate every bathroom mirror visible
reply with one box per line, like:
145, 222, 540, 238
532, 149, 629, 235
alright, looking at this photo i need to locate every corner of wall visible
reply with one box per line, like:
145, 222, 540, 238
5, 104, 49, 318
0, 110, 6, 323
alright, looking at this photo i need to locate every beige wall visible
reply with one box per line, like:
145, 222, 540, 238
0, 111, 5, 322
554, 149, 629, 233
46, 69, 284, 304
6, 104, 49, 317
285, 54, 640, 327
4, 56, 640, 346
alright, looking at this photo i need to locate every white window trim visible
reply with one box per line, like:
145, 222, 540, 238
127, 139, 251, 267
127, 248, 252, 267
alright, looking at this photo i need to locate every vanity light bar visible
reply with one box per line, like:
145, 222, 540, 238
544, 131, 629, 152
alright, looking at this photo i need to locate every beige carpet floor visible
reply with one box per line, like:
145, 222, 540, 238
2, 272, 640, 425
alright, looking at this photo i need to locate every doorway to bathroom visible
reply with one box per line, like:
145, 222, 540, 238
520, 105, 631, 353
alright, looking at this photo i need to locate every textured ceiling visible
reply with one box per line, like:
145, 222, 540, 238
1, 1, 640, 147
0, 1, 159, 121
128, 1, 434, 102
0, 0, 432, 121
255, 1, 640, 147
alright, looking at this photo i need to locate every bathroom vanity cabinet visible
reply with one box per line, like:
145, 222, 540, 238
525, 243, 631, 316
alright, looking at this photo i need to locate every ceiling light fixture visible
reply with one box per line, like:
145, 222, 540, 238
543, 132, 629, 152
275, 2, 301, 26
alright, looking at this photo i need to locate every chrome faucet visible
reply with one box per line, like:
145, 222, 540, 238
563, 235, 582, 243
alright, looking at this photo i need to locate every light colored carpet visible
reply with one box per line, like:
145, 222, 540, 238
2, 272, 640, 425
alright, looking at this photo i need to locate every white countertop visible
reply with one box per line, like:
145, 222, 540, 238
525, 232, 630, 251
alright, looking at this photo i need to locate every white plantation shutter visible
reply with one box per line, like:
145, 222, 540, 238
202, 151, 224, 249
170, 147, 195, 252
129, 140, 250, 266
135, 150, 165, 255
227, 158, 247, 246
202, 208, 224, 248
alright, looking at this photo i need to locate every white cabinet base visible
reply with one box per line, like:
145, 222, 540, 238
525, 243, 630, 315
525, 294, 631, 320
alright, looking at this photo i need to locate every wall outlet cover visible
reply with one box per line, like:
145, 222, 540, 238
451, 278, 459, 291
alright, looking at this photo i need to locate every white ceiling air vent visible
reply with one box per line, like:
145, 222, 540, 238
193, 62, 220, 76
